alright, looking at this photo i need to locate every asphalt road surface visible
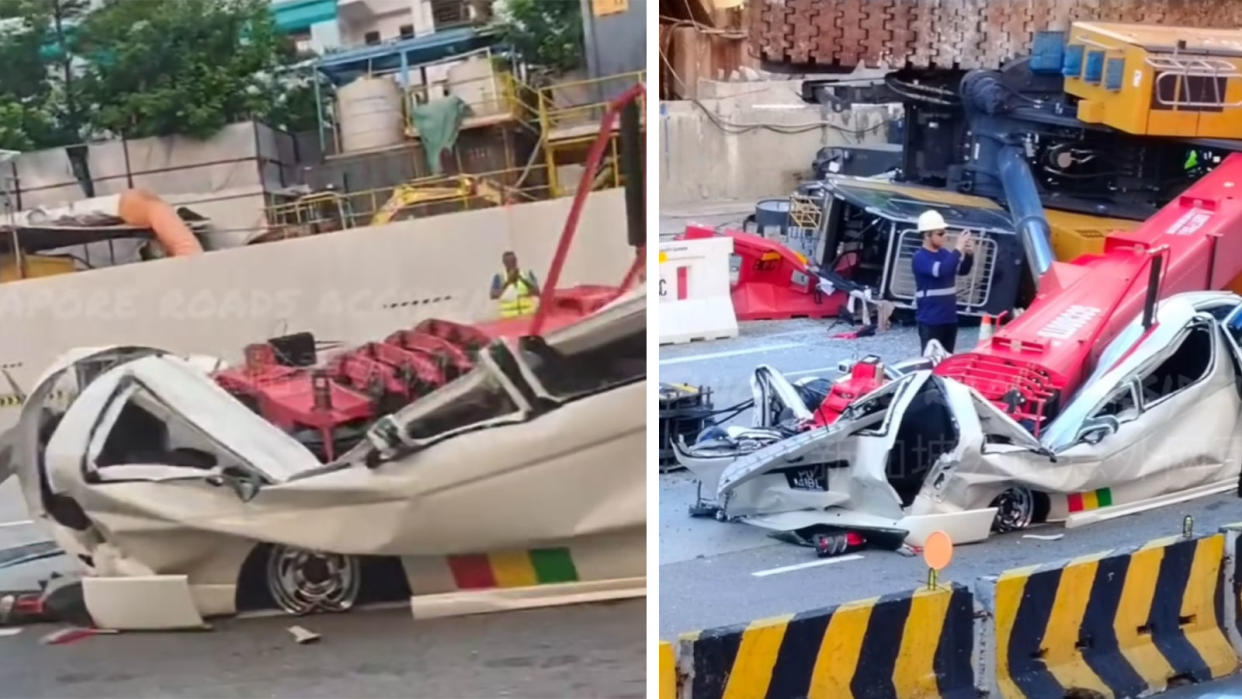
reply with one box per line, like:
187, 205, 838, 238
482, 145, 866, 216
0, 481, 643, 698
0, 599, 645, 698
658, 320, 1242, 638
1166, 674, 1242, 698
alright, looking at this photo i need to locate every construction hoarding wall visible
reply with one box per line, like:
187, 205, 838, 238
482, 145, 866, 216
8, 122, 296, 249
659, 80, 898, 205
0, 188, 634, 429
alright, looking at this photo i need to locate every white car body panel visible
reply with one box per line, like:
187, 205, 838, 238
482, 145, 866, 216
678, 292, 1242, 546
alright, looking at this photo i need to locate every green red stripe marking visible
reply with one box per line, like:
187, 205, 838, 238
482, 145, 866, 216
447, 548, 579, 589
447, 553, 496, 589
1068, 487, 1113, 513
530, 548, 579, 583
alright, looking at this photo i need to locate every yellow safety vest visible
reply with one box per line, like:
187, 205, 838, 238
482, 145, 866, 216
498, 268, 540, 318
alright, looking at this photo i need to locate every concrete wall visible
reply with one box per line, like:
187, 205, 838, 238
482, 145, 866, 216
0, 188, 636, 428
659, 80, 899, 205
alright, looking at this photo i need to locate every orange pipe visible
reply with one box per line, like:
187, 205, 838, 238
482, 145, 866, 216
117, 189, 204, 256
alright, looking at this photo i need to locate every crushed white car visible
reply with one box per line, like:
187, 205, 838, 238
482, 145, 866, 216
675, 291, 1242, 549
0, 288, 645, 618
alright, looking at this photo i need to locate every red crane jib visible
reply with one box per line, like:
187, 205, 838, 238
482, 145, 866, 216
813, 357, 886, 426
936, 153, 1242, 426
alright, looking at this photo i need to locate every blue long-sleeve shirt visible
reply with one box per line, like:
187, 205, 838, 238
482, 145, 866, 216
912, 248, 974, 325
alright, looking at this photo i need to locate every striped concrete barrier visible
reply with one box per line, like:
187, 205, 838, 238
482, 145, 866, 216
1219, 524, 1242, 658
661, 640, 679, 699
976, 533, 1238, 698
675, 583, 976, 699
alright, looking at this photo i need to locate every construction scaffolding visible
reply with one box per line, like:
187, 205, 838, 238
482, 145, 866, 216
537, 70, 646, 197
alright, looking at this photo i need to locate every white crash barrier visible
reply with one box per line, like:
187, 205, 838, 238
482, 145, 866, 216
659, 236, 739, 344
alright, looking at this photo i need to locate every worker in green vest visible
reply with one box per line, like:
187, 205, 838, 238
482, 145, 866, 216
490, 251, 541, 318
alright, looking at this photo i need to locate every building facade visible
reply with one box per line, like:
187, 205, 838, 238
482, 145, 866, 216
271, 0, 488, 55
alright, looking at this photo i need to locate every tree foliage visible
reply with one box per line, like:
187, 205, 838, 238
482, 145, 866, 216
0, 0, 68, 149
0, 0, 321, 149
76, 0, 298, 139
493, 0, 583, 74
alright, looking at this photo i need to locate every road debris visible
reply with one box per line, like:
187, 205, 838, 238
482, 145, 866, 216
39, 626, 118, 646
0, 628, 21, 637
287, 625, 321, 644
1023, 534, 1064, 541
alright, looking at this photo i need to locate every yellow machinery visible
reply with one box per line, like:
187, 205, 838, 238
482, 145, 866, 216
0, 254, 75, 282
1043, 209, 1141, 261
264, 190, 353, 241
263, 174, 508, 238
1065, 23, 1242, 139
370, 174, 507, 226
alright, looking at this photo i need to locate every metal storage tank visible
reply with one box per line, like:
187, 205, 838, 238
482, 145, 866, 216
446, 55, 501, 116
337, 76, 405, 153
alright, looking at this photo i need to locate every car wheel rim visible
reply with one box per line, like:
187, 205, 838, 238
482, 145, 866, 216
993, 487, 1034, 533
266, 545, 361, 615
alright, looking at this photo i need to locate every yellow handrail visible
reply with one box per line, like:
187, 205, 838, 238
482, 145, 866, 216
537, 70, 646, 132
262, 164, 569, 236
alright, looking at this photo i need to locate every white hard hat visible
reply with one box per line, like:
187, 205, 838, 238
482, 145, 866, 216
917, 210, 947, 233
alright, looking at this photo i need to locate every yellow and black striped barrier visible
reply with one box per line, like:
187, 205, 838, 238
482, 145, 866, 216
660, 640, 678, 699
978, 533, 1238, 698
1214, 524, 1242, 661
674, 583, 975, 699
0, 389, 73, 408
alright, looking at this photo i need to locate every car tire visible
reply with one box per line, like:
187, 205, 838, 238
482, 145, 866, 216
991, 487, 1036, 533
265, 544, 362, 615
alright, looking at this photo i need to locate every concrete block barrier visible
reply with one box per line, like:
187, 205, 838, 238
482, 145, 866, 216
659, 234, 739, 345
675, 583, 976, 699
663, 531, 1242, 698
661, 640, 679, 699
976, 533, 1238, 698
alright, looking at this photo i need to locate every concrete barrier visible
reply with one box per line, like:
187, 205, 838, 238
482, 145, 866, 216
659, 235, 739, 345
976, 533, 1238, 698
662, 529, 1242, 698
675, 583, 975, 699
1218, 524, 1242, 659
661, 640, 679, 699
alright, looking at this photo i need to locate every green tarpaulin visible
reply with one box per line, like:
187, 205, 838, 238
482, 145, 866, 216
410, 95, 468, 175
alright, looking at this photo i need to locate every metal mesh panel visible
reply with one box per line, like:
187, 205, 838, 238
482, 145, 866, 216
788, 193, 825, 232
888, 228, 996, 309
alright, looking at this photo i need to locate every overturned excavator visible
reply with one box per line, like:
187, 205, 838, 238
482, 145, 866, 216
677, 144, 1242, 554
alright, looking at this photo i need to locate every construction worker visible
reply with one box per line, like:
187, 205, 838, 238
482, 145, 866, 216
912, 210, 974, 353
490, 251, 541, 318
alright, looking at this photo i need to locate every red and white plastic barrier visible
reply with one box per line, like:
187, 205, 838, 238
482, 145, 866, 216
658, 236, 739, 345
